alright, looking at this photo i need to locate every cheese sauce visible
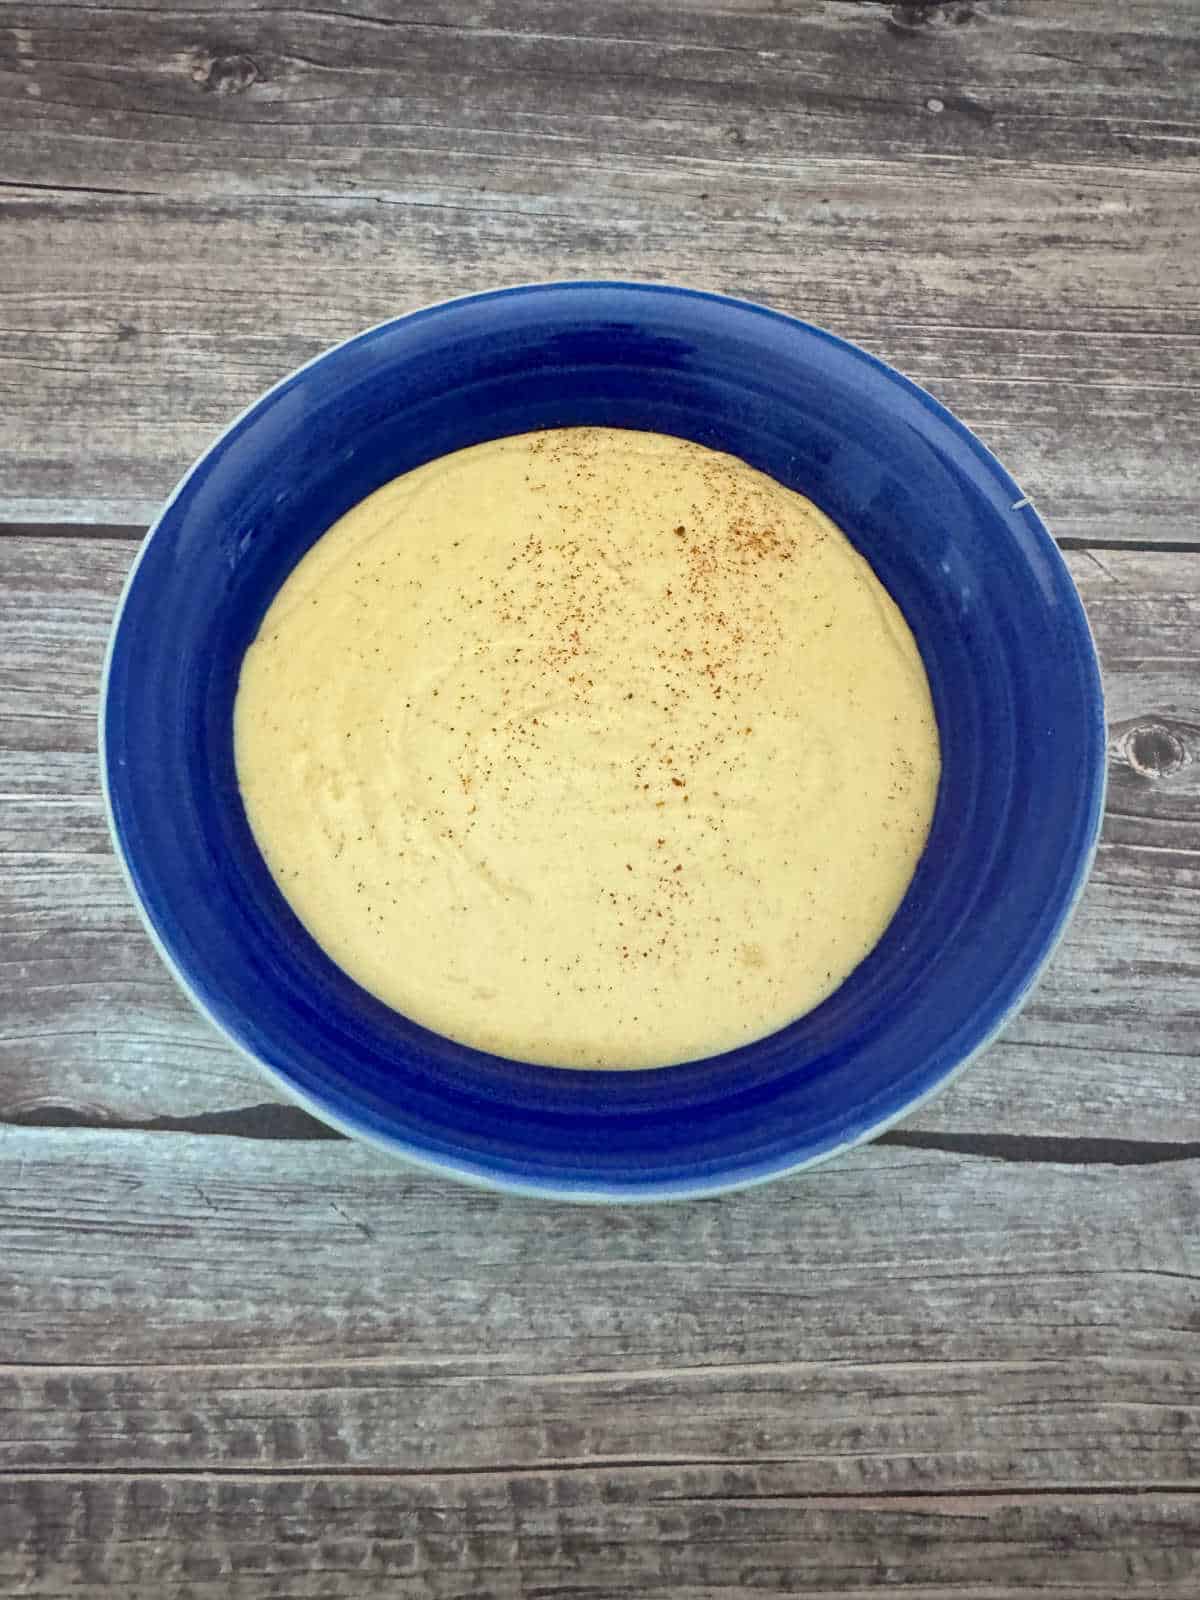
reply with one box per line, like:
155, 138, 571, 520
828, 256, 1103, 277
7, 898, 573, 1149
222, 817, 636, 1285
234, 428, 940, 1068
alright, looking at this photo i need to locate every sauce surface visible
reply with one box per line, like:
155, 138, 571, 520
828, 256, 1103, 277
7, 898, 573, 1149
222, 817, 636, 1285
234, 427, 940, 1068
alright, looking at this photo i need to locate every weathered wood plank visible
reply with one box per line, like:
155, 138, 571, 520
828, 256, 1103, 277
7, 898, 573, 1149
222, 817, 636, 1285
1, 1128, 1197, 1372
2, 1476, 1196, 1599
5, 0, 1199, 196
2, 538, 1197, 1136
2, 185, 1196, 537
4, 1350, 1198, 1488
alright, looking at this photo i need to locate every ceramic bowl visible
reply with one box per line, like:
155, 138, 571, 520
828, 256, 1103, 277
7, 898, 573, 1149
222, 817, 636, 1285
101, 282, 1106, 1201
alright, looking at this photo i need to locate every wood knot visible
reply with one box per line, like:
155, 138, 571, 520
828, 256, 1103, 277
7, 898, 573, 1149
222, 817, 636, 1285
191, 51, 261, 95
889, 2, 939, 28
889, 1, 978, 29
1122, 722, 1187, 779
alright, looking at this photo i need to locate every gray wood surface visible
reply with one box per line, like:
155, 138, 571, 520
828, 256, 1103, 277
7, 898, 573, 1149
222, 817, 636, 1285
3, 1479, 1196, 1599
1, 0, 1198, 1593
1, 1129, 1198, 1592
2, 0, 1199, 541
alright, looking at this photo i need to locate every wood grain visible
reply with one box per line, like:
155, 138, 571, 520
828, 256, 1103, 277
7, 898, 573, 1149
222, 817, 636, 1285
3, 536, 1198, 1139
3, 186, 1198, 542
6, 0, 1199, 192
5, 1352, 1199, 1484
2, 1126, 1197, 1375
0, 1124, 1196, 1591
1, 0, 1198, 536
2, 1477, 1197, 1598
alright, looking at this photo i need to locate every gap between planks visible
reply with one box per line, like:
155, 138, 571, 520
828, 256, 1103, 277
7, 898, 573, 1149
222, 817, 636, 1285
0, 1467, 1196, 1499
0, 1352, 1183, 1379
3, 1103, 1199, 1166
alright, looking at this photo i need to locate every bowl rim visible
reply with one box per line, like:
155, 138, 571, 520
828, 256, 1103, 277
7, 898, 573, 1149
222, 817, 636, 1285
99, 278, 1107, 1203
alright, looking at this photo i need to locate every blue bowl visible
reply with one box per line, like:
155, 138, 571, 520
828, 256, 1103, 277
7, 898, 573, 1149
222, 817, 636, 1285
101, 282, 1105, 1201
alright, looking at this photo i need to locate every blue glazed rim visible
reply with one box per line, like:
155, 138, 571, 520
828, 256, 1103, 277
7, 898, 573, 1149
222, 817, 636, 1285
100, 280, 1107, 1203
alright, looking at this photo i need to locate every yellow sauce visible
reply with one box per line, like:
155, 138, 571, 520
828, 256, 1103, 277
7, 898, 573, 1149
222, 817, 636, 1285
234, 427, 940, 1068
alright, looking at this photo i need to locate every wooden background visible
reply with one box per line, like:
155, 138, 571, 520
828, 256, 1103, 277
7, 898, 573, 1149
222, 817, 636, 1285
2, 0, 1198, 1593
